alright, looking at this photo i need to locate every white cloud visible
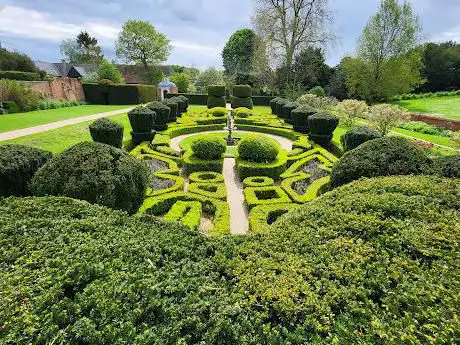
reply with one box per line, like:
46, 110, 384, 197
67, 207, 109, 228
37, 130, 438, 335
0, 5, 118, 43
431, 25, 460, 42
172, 41, 222, 57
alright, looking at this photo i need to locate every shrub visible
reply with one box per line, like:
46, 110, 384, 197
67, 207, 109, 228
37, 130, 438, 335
367, 103, 410, 136
97, 59, 124, 84
191, 135, 227, 160
307, 112, 339, 145
207, 95, 226, 108
233, 107, 252, 118
128, 106, 155, 132
0, 79, 41, 111
269, 97, 281, 114
146, 101, 170, 131
237, 150, 288, 180
275, 98, 289, 117
89, 118, 124, 148
330, 136, 432, 188
208, 107, 228, 117
297, 93, 339, 111
340, 126, 382, 151
2, 101, 21, 113
31, 142, 149, 214
399, 121, 450, 136
83, 84, 156, 105
335, 99, 368, 126
162, 98, 179, 121
176, 95, 189, 111
232, 85, 252, 97
98, 78, 114, 85
244, 186, 292, 210
207, 85, 226, 97
189, 171, 224, 183
237, 135, 280, 163
249, 203, 299, 233
291, 105, 316, 133
243, 176, 274, 188
189, 182, 227, 200
432, 155, 460, 178
0, 145, 52, 196
282, 102, 299, 121
308, 86, 326, 97
163, 200, 202, 231
170, 96, 187, 114
0, 71, 42, 81
231, 96, 253, 109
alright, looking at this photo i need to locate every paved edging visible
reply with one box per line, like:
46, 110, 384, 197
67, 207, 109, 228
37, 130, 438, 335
0, 107, 134, 142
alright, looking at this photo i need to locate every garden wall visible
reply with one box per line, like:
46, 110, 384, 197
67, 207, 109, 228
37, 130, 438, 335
22, 77, 85, 101
410, 113, 460, 131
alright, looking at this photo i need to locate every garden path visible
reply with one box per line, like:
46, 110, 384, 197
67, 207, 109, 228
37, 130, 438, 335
0, 107, 134, 142
171, 130, 292, 235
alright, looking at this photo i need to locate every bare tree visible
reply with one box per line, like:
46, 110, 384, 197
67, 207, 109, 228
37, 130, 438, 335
252, 0, 332, 74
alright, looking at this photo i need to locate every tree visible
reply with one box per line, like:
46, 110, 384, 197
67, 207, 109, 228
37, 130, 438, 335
0, 48, 37, 72
252, 0, 332, 79
344, 0, 423, 102
170, 72, 190, 93
146, 67, 164, 85
292, 47, 331, 89
60, 31, 103, 64
327, 59, 348, 100
196, 68, 224, 92
97, 60, 124, 84
116, 20, 171, 72
222, 29, 258, 84
417, 42, 460, 92
367, 104, 410, 136
336, 99, 368, 126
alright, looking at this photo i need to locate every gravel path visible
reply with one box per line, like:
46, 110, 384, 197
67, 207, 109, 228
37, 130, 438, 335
171, 129, 293, 235
0, 107, 134, 142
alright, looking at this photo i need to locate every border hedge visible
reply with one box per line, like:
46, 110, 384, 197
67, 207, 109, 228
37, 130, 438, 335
249, 203, 300, 233
189, 171, 224, 183
0, 71, 42, 81
243, 176, 275, 188
188, 182, 227, 200
281, 173, 330, 203
237, 150, 288, 180
83, 83, 156, 105
166, 93, 207, 105
183, 150, 224, 175
244, 186, 292, 210
164, 200, 202, 231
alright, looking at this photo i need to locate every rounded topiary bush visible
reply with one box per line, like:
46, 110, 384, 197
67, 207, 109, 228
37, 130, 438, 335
330, 136, 432, 188
282, 102, 300, 122
270, 97, 281, 114
291, 105, 316, 133
233, 85, 252, 98
432, 154, 460, 178
208, 107, 227, 117
177, 95, 189, 112
162, 98, 179, 121
146, 101, 170, 131
207, 96, 226, 109
231, 96, 253, 109
31, 142, 149, 214
234, 107, 252, 118
307, 112, 339, 145
341, 126, 382, 152
191, 135, 227, 160
89, 117, 124, 149
275, 98, 289, 117
0, 145, 52, 197
238, 135, 280, 163
128, 107, 155, 132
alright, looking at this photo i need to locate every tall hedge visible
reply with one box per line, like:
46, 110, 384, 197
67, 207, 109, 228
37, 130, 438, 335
0, 145, 52, 196
31, 142, 149, 214
291, 105, 316, 133
83, 84, 156, 105
146, 101, 170, 131
0, 71, 42, 81
341, 126, 382, 151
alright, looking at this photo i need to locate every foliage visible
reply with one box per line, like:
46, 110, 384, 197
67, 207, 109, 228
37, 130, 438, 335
249, 203, 299, 233
146, 101, 170, 131
291, 105, 316, 133
330, 136, 432, 188
163, 200, 202, 231
162, 98, 179, 120
0, 47, 38, 72
146, 66, 164, 85
293, 47, 331, 90
60, 31, 104, 64
0, 79, 41, 111
89, 117, 124, 148
344, 0, 423, 101
432, 155, 460, 178
237, 150, 288, 180
115, 20, 171, 70
233, 107, 252, 118
341, 126, 382, 151
308, 85, 326, 97
243, 176, 274, 188
38, 99, 83, 110
97, 59, 124, 84
335, 99, 369, 126
128, 106, 156, 133
170, 72, 190, 93
452, 131, 460, 148
232, 85, 252, 97
197, 68, 225, 92
327, 61, 348, 100
282, 101, 299, 121
282, 81, 306, 101
398, 121, 450, 137
31, 142, 149, 214
307, 112, 339, 145
2, 101, 21, 113
231, 96, 253, 109
281, 172, 330, 203
189, 182, 227, 200
244, 186, 292, 210
297, 93, 338, 111
191, 135, 227, 160
222, 29, 258, 84
238, 134, 280, 163
0, 71, 41, 81
0, 145, 52, 197
269, 97, 281, 114
207, 96, 226, 109
207, 85, 226, 97
189, 171, 224, 184
367, 103, 410, 136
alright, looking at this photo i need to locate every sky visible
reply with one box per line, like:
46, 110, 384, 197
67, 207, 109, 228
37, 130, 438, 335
0, 0, 459, 69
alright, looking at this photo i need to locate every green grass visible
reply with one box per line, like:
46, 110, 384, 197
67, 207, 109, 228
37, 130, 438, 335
394, 95, 460, 120
0, 113, 132, 154
0, 105, 133, 133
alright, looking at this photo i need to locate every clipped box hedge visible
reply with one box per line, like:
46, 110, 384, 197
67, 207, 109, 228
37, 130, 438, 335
207, 85, 226, 97
164, 200, 202, 231
244, 186, 292, 210
189, 182, 227, 200
189, 171, 224, 183
0, 70, 42, 81
166, 93, 207, 105
252, 95, 276, 106
281, 173, 330, 203
207, 95, 226, 108
233, 85, 252, 97
243, 176, 274, 188
249, 203, 300, 233
83, 83, 156, 105
183, 150, 223, 175
231, 96, 253, 109
89, 117, 124, 148
237, 150, 288, 180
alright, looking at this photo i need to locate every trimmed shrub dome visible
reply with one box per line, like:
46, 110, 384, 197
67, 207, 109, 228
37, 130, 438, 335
238, 134, 280, 163
341, 125, 382, 151
307, 112, 339, 145
89, 117, 124, 148
146, 101, 170, 131
191, 135, 227, 160
31, 142, 149, 214
330, 136, 432, 188
0, 144, 52, 197
432, 154, 460, 178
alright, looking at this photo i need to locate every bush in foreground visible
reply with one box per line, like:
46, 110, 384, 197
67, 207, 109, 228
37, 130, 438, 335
330, 136, 432, 188
432, 154, 460, 178
1, 176, 459, 343
31, 142, 149, 214
341, 125, 382, 151
191, 135, 227, 160
238, 134, 280, 163
0, 145, 52, 196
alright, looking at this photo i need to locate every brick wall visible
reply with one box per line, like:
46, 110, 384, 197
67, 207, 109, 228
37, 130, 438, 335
22, 77, 85, 101
410, 113, 460, 131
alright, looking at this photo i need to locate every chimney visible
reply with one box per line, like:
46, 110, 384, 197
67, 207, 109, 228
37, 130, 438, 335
61, 59, 67, 77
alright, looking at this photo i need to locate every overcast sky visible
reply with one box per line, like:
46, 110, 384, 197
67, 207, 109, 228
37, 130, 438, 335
0, 0, 459, 69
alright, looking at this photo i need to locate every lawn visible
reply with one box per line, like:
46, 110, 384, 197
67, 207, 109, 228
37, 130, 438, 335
0, 104, 133, 133
394, 95, 460, 120
0, 113, 132, 154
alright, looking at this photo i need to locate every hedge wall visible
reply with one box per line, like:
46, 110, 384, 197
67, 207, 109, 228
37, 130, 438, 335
83, 83, 156, 105
0, 71, 42, 81
165, 93, 208, 105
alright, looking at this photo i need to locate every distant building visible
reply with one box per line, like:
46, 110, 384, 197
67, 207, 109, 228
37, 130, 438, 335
157, 78, 178, 100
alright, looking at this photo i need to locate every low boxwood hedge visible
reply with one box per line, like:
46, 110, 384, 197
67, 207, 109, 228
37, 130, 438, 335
281, 173, 330, 203
281, 153, 334, 179
183, 150, 223, 175
237, 150, 288, 180
31, 142, 149, 214
330, 136, 432, 188
243, 176, 274, 188
249, 203, 300, 233
233, 107, 252, 118
0, 144, 52, 197
164, 200, 202, 231
341, 126, 382, 152
89, 117, 124, 148
188, 182, 227, 200
189, 171, 224, 183
244, 185, 292, 210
